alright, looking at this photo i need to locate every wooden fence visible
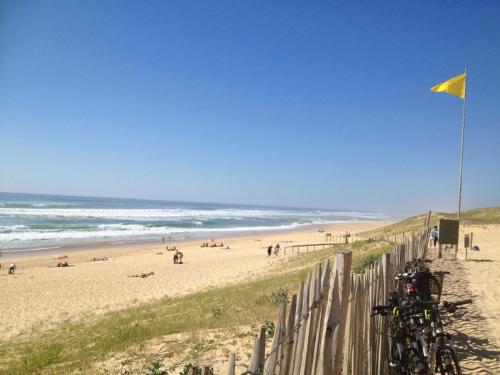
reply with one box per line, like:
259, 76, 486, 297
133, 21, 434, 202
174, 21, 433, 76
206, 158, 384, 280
227, 226, 431, 374
283, 243, 337, 255
284, 233, 416, 255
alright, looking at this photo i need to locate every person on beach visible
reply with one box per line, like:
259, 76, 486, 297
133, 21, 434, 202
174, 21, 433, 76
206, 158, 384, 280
344, 231, 351, 244
431, 226, 439, 248
267, 245, 272, 257
274, 243, 280, 256
8, 263, 16, 274
173, 251, 179, 264
178, 251, 184, 264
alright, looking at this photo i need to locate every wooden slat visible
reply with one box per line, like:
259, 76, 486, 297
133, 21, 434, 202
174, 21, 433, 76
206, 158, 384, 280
299, 266, 320, 375
265, 302, 286, 375
288, 282, 304, 375
248, 326, 266, 375
291, 274, 310, 375
311, 260, 331, 373
227, 352, 235, 375
279, 294, 297, 375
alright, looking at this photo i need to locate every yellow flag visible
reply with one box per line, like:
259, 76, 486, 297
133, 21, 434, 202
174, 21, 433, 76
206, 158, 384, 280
431, 73, 466, 99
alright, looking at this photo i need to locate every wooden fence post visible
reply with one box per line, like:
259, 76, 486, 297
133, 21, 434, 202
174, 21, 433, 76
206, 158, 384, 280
279, 294, 297, 375
311, 260, 331, 374
343, 273, 355, 373
265, 303, 287, 375
299, 265, 321, 375
227, 352, 235, 375
291, 274, 310, 375
288, 282, 304, 375
376, 254, 391, 374
248, 326, 266, 375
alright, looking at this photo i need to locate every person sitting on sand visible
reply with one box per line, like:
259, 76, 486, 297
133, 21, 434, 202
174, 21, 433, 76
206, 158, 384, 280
8, 263, 16, 274
57, 261, 69, 267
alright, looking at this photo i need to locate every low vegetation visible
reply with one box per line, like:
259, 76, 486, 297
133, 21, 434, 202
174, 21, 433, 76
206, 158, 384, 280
361, 207, 500, 238
4, 207, 500, 374
3, 207, 497, 374
0, 241, 392, 374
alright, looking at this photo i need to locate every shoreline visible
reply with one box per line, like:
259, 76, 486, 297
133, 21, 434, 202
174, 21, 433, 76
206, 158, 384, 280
0, 220, 389, 340
0, 220, 388, 261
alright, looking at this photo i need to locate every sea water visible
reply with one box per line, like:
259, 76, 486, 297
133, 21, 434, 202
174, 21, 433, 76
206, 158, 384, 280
0, 192, 393, 252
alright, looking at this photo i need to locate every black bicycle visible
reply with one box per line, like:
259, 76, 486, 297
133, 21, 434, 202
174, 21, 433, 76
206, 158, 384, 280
418, 299, 472, 375
373, 301, 429, 375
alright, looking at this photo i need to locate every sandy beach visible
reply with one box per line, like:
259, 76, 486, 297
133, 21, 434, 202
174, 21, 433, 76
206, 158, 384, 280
427, 226, 500, 374
0, 221, 387, 340
458, 225, 500, 347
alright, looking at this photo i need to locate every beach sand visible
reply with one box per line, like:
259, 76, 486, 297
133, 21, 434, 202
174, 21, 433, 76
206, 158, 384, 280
89, 223, 500, 375
429, 228, 500, 374
458, 225, 500, 348
0, 221, 387, 340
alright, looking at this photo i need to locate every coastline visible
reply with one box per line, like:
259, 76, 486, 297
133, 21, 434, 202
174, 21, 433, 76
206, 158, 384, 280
0, 220, 390, 261
0, 220, 389, 340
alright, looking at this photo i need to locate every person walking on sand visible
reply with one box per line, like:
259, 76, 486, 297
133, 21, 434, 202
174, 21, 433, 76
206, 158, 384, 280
173, 251, 179, 264
431, 226, 439, 248
267, 245, 272, 257
8, 263, 16, 274
178, 251, 184, 264
274, 243, 280, 256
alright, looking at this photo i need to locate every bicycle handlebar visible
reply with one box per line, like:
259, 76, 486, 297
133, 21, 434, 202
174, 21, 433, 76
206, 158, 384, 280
442, 299, 472, 309
372, 298, 472, 318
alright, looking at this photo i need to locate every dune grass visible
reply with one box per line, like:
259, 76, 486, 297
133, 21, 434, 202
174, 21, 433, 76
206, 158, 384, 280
361, 207, 500, 238
0, 240, 394, 375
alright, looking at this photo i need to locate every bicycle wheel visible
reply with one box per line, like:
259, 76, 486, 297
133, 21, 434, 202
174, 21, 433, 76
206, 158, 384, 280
437, 347, 462, 375
409, 348, 429, 375
388, 341, 403, 374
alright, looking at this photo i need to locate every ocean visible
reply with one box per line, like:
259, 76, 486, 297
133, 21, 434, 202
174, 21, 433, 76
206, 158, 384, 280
0, 192, 393, 254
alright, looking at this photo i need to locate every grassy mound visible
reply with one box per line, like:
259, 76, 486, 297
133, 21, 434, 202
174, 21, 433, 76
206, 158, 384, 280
361, 207, 500, 238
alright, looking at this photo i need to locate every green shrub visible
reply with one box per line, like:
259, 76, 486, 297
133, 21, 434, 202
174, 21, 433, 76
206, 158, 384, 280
353, 254, 380, 273
266, 288, 288, 305
264, 320, 275, 337
146, 360, 167, 375
211, 305, 222, 318
179, 363, 213, 375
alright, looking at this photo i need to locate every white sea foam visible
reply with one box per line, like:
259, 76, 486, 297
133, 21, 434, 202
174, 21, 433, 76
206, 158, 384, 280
0, 200, 394, 250
0, 222, 307, 243
0, 207, 389, 221
0, 225, 30, 233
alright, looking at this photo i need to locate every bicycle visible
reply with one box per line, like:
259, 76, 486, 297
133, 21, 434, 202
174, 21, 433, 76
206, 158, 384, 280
372, 301, 429, 374
418, 299, 472, 375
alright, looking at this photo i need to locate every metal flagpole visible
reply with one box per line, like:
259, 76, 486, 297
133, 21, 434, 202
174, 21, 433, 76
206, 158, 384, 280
457, 68, 467, 220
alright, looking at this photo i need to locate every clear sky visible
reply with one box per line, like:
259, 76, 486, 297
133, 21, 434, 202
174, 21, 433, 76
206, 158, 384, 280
1, 1, 499, 213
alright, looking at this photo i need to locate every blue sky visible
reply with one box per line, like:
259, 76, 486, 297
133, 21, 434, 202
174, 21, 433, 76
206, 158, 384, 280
1, 1, 499, 213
